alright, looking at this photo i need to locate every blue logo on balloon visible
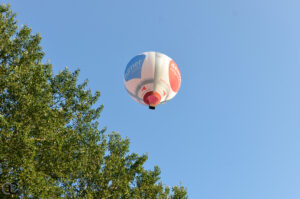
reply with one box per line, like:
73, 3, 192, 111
124, 54, 146, 82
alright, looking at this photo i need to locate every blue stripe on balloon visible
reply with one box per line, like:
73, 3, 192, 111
124, 54, 146, 82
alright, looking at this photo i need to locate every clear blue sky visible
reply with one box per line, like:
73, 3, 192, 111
4, 0, 300, 198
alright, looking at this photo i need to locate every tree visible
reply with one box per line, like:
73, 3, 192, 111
0, 4, 187, 199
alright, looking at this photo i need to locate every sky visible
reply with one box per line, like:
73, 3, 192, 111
3, 0, 300, 198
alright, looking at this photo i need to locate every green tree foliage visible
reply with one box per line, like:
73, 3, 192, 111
0, 4, 187, 199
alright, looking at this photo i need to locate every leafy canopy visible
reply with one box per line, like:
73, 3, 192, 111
0, 4, 187, 199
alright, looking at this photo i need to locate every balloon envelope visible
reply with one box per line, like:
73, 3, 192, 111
124, 52, 181, 109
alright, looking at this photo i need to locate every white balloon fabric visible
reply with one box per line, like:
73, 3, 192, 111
124, 52, 181, 109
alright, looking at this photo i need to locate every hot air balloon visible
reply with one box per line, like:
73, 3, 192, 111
124, 52, 181, 110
